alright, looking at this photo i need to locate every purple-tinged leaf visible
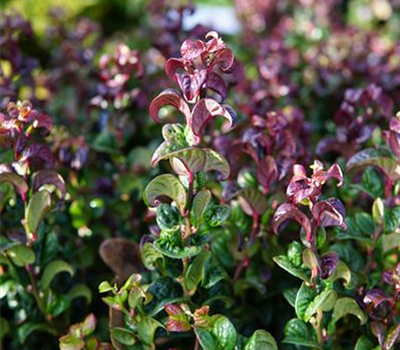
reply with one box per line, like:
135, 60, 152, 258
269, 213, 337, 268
0, 166, 28, 201
166, 319, 191, 333
312, 198, 347, 230
370, 321, 385, 347
165, 58, 185, 80
272, 203, 312, 241
237, 188, 267, 216
347, 148, 400, 181
176, 70, 207, 103
203, 148, 230, 180
33, 170, 66, 199
19, 143, 55, 168
204, 72, 227, 101
385, 324, 400, 350
149, 89, 191, 124
144, 174, 186, 214
319, 252, 339, 279
363, 289, 394, 321
191, 98, 237, 139
210, 49, 234, 72
257, 156, 278, 193
169, 148, 206, 176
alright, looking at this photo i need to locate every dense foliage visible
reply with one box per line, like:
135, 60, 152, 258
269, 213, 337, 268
1, 1, 399, 349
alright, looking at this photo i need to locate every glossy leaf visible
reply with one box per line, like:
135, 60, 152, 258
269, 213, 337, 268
192, 189, 212, 224
283, 319, 322, 349
243, 330, 277, 350
32, 169, 66, 199
295, 283, 316, 320
304, 290, 337, 322
111, 327, 136, 346
26, 190, 52, 237
149, 89, 191, 124
7, 244, 35, 266
169, 148, 206, 176
141, 243, 163, 271
0, 171, 28, 200
40, 260, 74, 291
203, 149, 230, 180
153, 240, 201, 259
137, 317, 163, 345
144, 174, 186, 214
273, 255, 309, 281
210, 315, 237, 350
332, 297, 366, 325
184, 251, 211, 293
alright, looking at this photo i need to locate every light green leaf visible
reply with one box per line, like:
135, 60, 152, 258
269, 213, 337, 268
210, 315, 237, 350
295, 283, 316, 320
184, 251, 211, 292
153, 240, 201, 259
283, 318, 322, 349
59, 334, 85, 350
40, 260, 74, 291
203, 149, 230, 180
328, 260, 352, 287
137, 317, 163, 345
273, 255, 309, 282
332, 297, 366, 325
144, 174, 186, 214
192, 189, 212, 224
244, 329, 277, 350
7, 244, 35, 266
304, 290, 337, 322
26, 190, 52, 236
111, 327, 136, 346
141, 243, 164, 270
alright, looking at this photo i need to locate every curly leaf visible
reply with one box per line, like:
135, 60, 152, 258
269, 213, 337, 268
149, 89, 191, 124
169, 148, 206, 176
203, 149, 230, 180
244, 330, 278, 350
0, 171, 28, 201
144, 174, 186, 214
40, 260, 74, 291
347, 148, 400, 181
33, 170, 66, 199
26, 190, 52, 237
332, 297, 366, 325
153, 240, 201, 259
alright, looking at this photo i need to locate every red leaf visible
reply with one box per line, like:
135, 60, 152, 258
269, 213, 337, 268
149, 89, 191, 125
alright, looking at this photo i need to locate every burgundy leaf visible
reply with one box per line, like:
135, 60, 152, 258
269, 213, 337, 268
257, 156, 278, 193
149, 89, 191, 124
191, 98, 237, 139
204, 72, 227, 101
180, 39, 206, 60
19, 143, 55, 168
210, 48, 234, 72
363, 289, 394, 321
319, 252, 339, 279
165, 58, 185, 80
370, 321, 385, 347
175, 70, 207, 103
312, 198, 347, 230
272, 203, 312, 240
164, 304, 184, 317
33, 169, 66, 199
166, 319, 191, 333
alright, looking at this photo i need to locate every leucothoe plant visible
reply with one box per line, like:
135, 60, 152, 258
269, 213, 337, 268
95, 32, 278, 350
0, 101, 91, 344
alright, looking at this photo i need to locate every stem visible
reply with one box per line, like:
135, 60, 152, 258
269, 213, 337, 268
26, 265, 46, 315
364, 224, 383, 274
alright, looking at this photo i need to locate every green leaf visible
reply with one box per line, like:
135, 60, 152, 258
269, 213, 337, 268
347, 148, 400, 181
0, 317, 9, 342
18, 322, 57, 344
304, 290, 337, 322
0, 172, 28, 199
295, 283, 316, 320
354, 335, 376, 350
40, 260, 74, 291
327, 260, 352, 287
98, 281, 114, 293
111, 327, 136, 346
359, 167, 385, 198
141, 243, 164, 270
273, 255, 309, 281
372, 198, 385, 225
153, 240, 201, 259
283, 288, 298, 308
210, 315, 237, 350
26, 190, 52, 236
204, 204, 230, 227
169, 147, 206, 176
243, 329, 277, 350
7, 244, 35, 266
355, 213, 375, 236
67, 284, 92, 304
332, 297, 366, 325
194, 327, 217, 350
192, 189, 212, 224
156, 203, 180, 230
137, 317, 163, 345
203, 148, 230, 180
283, 318, 321, 349
184, 251, 211, 292
59, 334, 85, 350
144, 174, 187, 214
